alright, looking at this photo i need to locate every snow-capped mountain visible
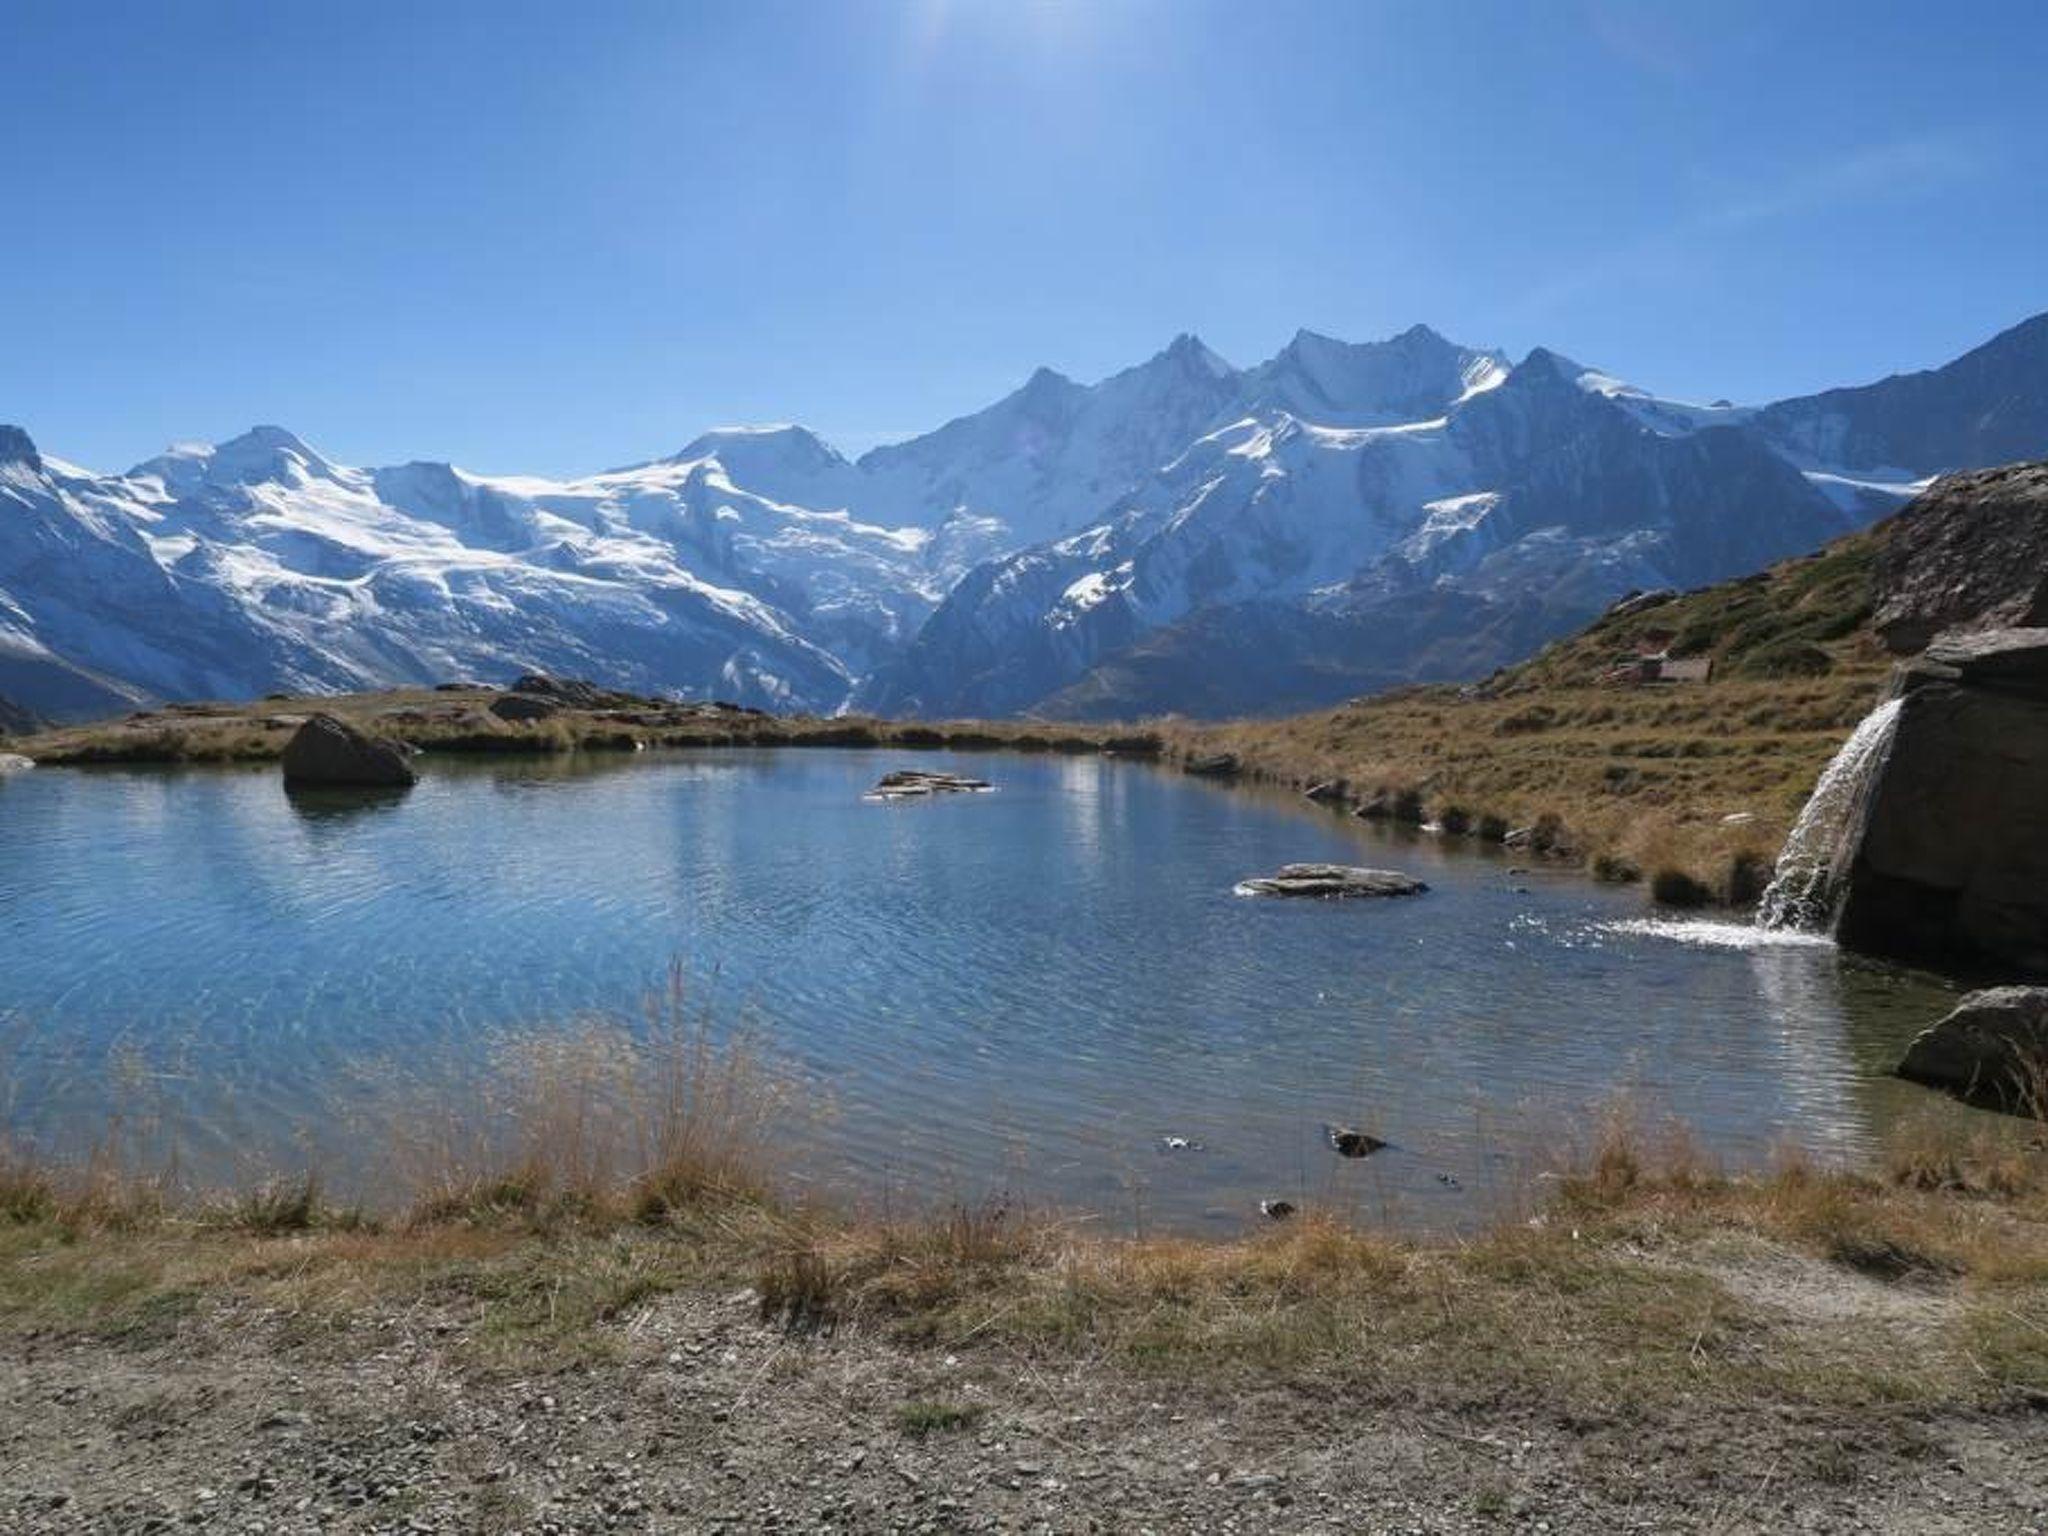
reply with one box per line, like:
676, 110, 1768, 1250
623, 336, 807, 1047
856, 317, 2048, 719
4, 313, 2044, 724
0, 425, 978, 720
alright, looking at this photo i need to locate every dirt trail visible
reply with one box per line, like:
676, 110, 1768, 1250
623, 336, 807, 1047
6, 1283, 2045, 1534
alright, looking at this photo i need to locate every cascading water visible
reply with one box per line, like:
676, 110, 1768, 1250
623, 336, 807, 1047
1757, 697, 1903, 932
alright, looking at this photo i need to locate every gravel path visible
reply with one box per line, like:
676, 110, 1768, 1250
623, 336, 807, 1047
6, 1284, 2047, 1533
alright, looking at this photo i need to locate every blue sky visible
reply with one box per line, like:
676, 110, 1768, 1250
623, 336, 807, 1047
6, 0, 2045, 476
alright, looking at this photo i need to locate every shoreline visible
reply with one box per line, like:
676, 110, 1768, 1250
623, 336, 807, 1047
3, 671, 1870, 908
4, 1101, 2046, 1531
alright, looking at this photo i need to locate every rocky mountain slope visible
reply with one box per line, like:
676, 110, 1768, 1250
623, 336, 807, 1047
864, 317, 2048, 720
4, 315, 2043, 722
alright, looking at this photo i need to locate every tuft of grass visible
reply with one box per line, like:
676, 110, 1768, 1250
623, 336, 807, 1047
895, 1398, 983, 1437
395, 967, 797, 1233
759, 1245, 837, 1334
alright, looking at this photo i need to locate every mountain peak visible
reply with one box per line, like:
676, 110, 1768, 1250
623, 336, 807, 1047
128, 424, 341, 491
673, 423, 849, 470
1158, 332, 1234, 378
0, 425, 41, 471
1514, 347, 1581, 382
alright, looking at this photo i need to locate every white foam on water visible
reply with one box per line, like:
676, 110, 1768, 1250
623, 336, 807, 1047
1603, 918, 1838, 952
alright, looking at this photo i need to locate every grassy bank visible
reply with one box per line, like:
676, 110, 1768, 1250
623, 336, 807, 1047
7, 986, 2047, 1528
1160, 531, 1897, 903
9, 687, 1161, 768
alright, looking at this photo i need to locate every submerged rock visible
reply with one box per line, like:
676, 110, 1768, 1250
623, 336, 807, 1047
1897, 987, 2048, 1114
1234, 864, 1427, 899
280, 714, 417, 789
866, 769, 994, 800
1183, 752, 1241, 779
1325, 1125, 1388, 1158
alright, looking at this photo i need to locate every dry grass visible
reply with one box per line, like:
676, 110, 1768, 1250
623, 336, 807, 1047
394, 968, 799, 1232
1160, 672, 1886, 900
3, 1095, 2045, 1410
1152, 532, 1900, 898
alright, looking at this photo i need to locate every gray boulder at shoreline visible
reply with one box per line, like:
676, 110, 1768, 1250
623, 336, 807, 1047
1235, 863, 1427, 899
281, 714, 418, 789
1897, 987, 2048, 1112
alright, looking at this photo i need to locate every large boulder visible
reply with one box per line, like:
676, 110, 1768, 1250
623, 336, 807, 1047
489, 693, 562, 723
508, 673, 618, 709
1897, 987, 2048, 1113
1832, 629, 2048, 975
280, 713, 417, 789
1873, 463, 2048, 654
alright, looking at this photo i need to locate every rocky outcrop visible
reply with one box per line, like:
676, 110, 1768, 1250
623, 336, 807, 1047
280, 714, 418, 789
1234, 864, 1427, 899
509, 673, 619, 709
489, 693, 562, 723
1873, 463, 2048, 654
1897, 987, 2048, 1113
1831, 630, 2048, 975
0, 424, 41, 472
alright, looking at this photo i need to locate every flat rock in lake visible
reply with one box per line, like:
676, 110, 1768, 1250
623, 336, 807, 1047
1234, 863, 1427, 899
866, 769, 995, 800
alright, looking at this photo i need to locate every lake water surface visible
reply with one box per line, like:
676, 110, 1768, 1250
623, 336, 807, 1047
0, 749, 1969, 1231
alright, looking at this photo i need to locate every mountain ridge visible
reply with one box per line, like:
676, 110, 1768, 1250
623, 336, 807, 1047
4, 312, 2044, 723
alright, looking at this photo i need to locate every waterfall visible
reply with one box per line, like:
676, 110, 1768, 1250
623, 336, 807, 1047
1757, 697, 1903, 932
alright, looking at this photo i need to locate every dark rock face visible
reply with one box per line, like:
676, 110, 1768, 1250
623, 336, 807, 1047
1234, 864, 1428, 899
1756, 313, 2048, 484
1873, 463, 2048, 654
0, 425, 40, 471
1833, 630, 2048, 976
0, 692, 41, 737
280, 714, 418, 789
1897, 988, 2048, 1113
